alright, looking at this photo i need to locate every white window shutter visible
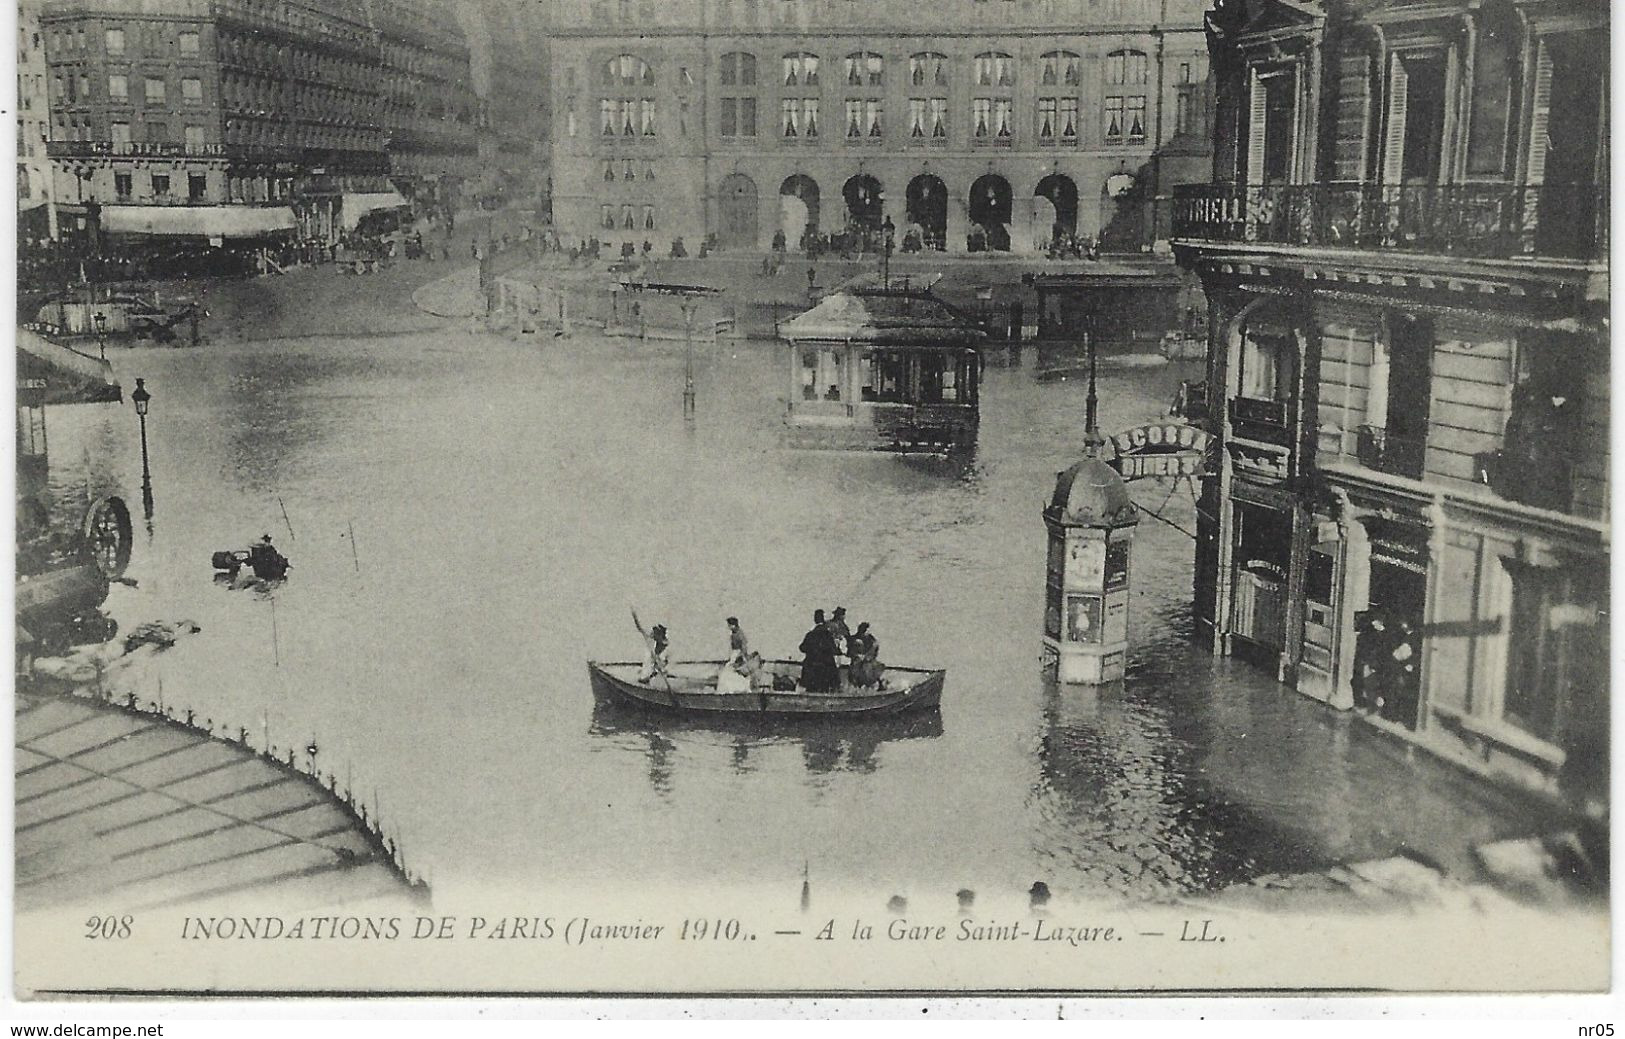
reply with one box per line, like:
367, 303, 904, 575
1382, 54, 1409, 183
1246, 70, 1268, 182
1525, 39, 1553, 184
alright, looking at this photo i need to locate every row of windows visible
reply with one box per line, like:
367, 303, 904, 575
599, 203, 658, 230
593, 48, 1156, 90
582, 93, 1148, 144
54, 72, 203, 105
592, 0, 1156, 27
105, 169, 210, 202
52, 25, 201, 58
220, 72, 375, 124
54, 117, 212, 151
218, 31, 376, 91
602, 159, 661, 181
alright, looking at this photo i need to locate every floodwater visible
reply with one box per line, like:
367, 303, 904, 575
41, 292, 1545, 905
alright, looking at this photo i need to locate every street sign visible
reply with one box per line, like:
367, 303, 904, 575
1106, 422, 1213, 482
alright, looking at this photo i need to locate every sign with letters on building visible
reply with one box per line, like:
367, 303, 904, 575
1106, 422, 1213, 481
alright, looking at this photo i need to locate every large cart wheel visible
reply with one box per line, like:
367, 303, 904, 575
81, 496, 133, 579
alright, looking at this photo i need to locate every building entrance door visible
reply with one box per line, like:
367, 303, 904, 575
1229, 502, 1291, 660
718, 173, 759, 249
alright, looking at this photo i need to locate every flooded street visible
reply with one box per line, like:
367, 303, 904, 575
44, 280, 1547, 905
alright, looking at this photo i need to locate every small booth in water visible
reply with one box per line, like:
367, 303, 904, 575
778, 288, 985, 453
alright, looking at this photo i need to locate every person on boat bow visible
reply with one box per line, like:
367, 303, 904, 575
799, 610, 841, 693
634, 616, 671, 684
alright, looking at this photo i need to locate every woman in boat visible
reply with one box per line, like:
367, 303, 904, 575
632, 611, 671, 683
847, 622, 883, 688
798, 610, 840, 692
717, 616, 757, 693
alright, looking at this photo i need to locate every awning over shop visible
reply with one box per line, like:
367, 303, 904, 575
102, 204, 296, 239
340, 190, 411, 231
17, 326, 121, 406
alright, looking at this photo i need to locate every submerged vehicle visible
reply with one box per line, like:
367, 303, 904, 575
211, 537, 292, 581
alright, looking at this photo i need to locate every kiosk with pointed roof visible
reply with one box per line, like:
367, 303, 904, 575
1041, 342, 1138, 685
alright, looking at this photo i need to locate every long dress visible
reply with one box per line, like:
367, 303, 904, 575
638, 638, 670, 683
798, 624, 840, 692
848, 632, 883, 688
717, 626, 760, 693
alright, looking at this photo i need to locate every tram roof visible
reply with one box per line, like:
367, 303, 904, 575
779, 289, 986, 347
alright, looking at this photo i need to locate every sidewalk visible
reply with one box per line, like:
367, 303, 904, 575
16, 689, 424, 912
411, 264, 483, 318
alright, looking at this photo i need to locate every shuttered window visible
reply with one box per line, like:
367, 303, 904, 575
1524, 40, 1553, 184
1381, 55, 1410, 184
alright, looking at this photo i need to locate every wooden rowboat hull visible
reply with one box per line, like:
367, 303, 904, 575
587, 659, 944, 717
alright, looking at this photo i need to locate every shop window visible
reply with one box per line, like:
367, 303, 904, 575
1501, 563, 1601, 746
188, 172, 206, 201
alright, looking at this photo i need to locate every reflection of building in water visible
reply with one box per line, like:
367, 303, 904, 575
1176, 0, 1609, 813
16, 327, 130, 662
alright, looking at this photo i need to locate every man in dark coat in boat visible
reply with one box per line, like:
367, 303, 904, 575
799, 609, 840, 692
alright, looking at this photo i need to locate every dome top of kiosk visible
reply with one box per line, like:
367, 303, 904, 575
1050, 457, 1138, 527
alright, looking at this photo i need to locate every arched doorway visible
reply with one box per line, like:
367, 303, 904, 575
1098, 170, 1146, 253
968, 174, 1012, 252
779, 174, 820, 249
842, 174, 884, 233
905, 175, 947, 251
718, 172, 759, 249
1034, 173, 1079, 253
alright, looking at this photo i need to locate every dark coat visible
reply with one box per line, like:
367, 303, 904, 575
799, 624, 841, 692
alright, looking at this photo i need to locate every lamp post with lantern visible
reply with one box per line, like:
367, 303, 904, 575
131, 377, 153, 519
881, 216, 896, 290
680, 297, 697, 418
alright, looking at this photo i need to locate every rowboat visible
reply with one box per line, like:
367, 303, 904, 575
587, 659, 945, 717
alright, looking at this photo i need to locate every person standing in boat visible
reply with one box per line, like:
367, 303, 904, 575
717, 616, 758, 693
847, 622, 883, 688
827, 607, 852, 655
632, 611, 671, 683
799, 610, 841, 692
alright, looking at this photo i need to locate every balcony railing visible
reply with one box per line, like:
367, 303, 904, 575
1354, 424, 1426, 480
49, 140, 229, 159
1173, 182, 1607, 261
1228, 395, 1292, 447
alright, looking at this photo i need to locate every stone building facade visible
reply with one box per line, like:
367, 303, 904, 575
36, 0, 528, 246
19, 0, 57, 236
1173, 0, 1608, 809
544, 0, 1214, 254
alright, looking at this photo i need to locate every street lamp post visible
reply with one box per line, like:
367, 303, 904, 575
881, 216, 896, 290
1083, 311, 1104, 459
130, 377, 153, 519
680, 298, 697, 418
